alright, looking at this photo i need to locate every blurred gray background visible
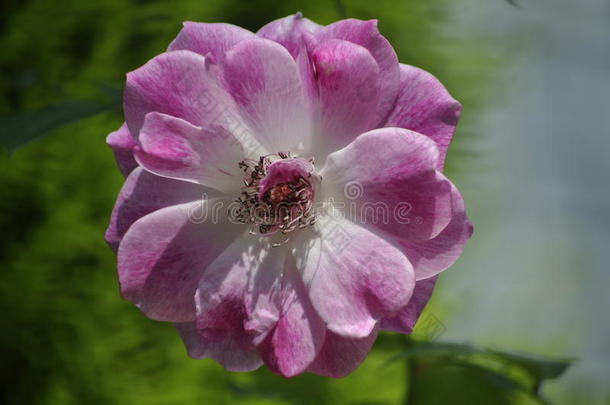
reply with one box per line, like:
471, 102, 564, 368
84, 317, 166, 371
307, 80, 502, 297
435, 0, 610, 403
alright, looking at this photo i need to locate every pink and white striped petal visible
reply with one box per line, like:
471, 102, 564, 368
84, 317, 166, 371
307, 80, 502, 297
321, 128, 454, 242
307, 327, 378, 378
383, 64, 462, 170
310, 39, 381, 156
168, 22, 256, 59
117, 200, 243, 322
398, 183, 473, 280
316, 19, 400, 126
134, 112, 244, 193
176, 322, 263, 372
255, 255, 326, 377
380, 277, 437, 334
105, 167, 204, 252
222, 38, 312, 154
106, 122, 137, 177
295, 216, 415, 338
257, 13, 322, 58
124, 50, 257, 155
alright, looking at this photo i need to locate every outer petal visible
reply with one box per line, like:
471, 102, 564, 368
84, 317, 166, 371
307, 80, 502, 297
317, 19, 400, 126
176, 322, 262, 372
221, 38, 311, 153
168, 22, 255, 58
310, 39, 381, 156
124, 50, 255, 152
398, 183, 473, 280
194, 233, 325, 377
380, 277, 437, 334
295, 215, 415, 338
194, 234, 283, 363
383, 64, 462, 170
117, 200, 243, 322
106, 123, 137, 177
105, 167, 203, 252
256, 13, 322, 57
134, 112, 244, 193
307, 327, 378, 378
321, 128, 454, 242
256, 255, 326, 377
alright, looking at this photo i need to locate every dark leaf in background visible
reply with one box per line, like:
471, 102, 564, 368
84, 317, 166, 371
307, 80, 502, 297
407, 358, 516, 405
0, 85, 122, 153
393, 340, 574, 404
487, 349, 574, 381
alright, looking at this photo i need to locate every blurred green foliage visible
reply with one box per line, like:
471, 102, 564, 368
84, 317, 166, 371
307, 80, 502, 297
0, 0, 566, 404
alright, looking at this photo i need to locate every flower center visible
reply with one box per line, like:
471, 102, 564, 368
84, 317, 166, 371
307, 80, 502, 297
233, 152, 318, 245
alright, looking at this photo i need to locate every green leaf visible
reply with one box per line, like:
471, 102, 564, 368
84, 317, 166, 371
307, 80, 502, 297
387, 341, 476, 362
392, 341, 573, 381
392, 340, 574, 404
406, 358, 517, 405
488, 349, 574, 381
0, 86, 122, 153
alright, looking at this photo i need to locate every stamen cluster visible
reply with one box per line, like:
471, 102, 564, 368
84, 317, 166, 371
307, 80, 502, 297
233, 153, 316, 242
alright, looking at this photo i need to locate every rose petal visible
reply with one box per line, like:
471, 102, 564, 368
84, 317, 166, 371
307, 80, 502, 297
307, 327, 378, 378
398, 183, 473, 280
176, 322, 262, 372
383, 64, 462, 170
317, 19, 400, 126
117, 200, 243, 322
105, 167, 204, 252
168, 22, 255, 59
124, 50, 255, 150
192, 235, 285, 369
310, 39, 381, 156
321, 127, 454, 242
380, 276, 437, 334
134, 112, 244, 193
256, 13, 322, 57
222, 38, 311, 153
295, 215, 415, 338
256, 255, 326, 377
106, 122, 137, 177
295, 36, 319, 113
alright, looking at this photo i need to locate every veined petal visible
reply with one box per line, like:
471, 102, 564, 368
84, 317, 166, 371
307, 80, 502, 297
195, 232, 325, 378
310, 39, 381, 157
176, 322, 262, 372
105, 167, 204, 252
307, 327, 378, 378
106, 122, 137, 177
398, 183, 473, 280
383, 64, 462, 170
134, 112, 244, 193
168, 22, 256, 58
194, 234, 284, 356
294, 215, 415, 338
124, 50, 258, 155
321, 128, 454, 242
257, 13, 322, 57
256, 255, 326, 377
221, 38, 312, 153
380, 277, 437, 334
117, 200, 243, 322
317, 19, 400, 126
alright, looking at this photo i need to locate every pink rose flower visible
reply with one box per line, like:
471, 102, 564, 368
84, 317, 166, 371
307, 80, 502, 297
106, 13, 473, 378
